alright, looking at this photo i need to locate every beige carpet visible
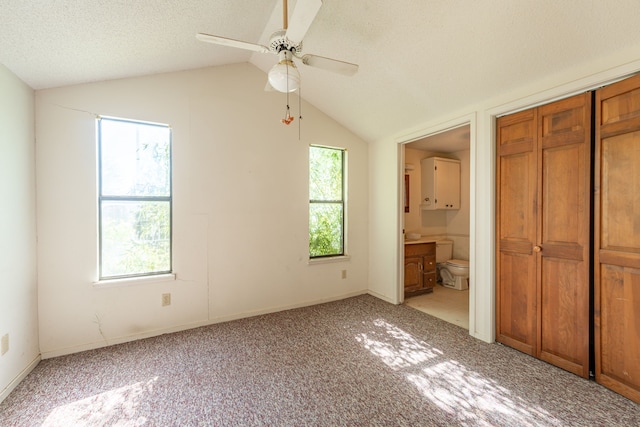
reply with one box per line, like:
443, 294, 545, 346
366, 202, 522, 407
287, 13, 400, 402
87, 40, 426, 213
2, 295, 640, 426
405, 284, 469, 329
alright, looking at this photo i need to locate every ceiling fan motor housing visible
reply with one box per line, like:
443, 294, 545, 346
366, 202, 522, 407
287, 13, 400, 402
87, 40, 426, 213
269, 30, 303, 55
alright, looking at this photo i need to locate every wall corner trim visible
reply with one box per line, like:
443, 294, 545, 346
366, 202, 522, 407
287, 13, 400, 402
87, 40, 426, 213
0, 354, 41, 404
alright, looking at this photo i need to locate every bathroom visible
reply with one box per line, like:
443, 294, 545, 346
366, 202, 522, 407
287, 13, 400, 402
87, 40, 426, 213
402, 124, 470, 329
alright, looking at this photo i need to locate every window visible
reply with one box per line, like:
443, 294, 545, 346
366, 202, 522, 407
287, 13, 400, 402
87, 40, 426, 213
309, 145, 345, 258
98, 117, 172, 280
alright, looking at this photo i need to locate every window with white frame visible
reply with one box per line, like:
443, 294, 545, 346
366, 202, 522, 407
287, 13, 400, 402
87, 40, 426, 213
309, 145, 345, 258
98, 117, 172, 279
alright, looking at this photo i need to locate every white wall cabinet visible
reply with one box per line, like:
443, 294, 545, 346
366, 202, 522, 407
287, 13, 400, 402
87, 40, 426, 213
420, 157, 460, 210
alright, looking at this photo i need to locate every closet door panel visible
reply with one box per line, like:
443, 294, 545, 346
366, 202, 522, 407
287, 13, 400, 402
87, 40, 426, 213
598, 265, 640, 402
497, 94, 590, 377
600, 77, 640, 126
600, 131, 640, 251
540, 257, 588, 375
541, 144, 585, 248
499, 153, 535, 241
538, 94, 591, 378
498, 252, 536, 354
596, 72, 640, 403
496, 109, 538, 355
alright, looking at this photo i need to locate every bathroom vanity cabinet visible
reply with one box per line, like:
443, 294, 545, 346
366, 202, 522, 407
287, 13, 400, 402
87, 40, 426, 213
420, 157, 460, 210
404, 242, 436, 297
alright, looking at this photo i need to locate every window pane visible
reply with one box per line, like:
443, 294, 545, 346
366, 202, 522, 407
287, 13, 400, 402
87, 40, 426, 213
309, 146, 342, 201
309, 203, 343, 257
101, 200, 170, 278
101, 120, 170, 197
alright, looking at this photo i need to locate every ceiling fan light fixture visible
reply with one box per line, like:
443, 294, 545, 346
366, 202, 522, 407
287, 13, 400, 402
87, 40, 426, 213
268, 50, 300, 93
198, 0, 358, 96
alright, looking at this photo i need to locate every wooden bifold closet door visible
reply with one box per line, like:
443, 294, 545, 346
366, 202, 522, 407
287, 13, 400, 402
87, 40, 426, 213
594, 73, 640, 403
496, 93, 591, 378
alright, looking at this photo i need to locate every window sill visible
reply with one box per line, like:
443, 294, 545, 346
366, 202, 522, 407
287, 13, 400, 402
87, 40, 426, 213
308, 255, 351, 265
93, 273, 176, 288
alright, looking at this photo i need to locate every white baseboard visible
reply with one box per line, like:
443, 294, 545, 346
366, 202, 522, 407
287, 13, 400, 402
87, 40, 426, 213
207, 289, 370, 325
41, 289, 370, 359
367, 289, 399, 304
40, 320, 214, 359
0, 355, 41, 404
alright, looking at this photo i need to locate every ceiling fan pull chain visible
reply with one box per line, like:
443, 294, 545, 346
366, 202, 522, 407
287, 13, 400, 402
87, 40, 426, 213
281, 65, 295, 125
298, 85, 303, 140
281, 101, 294, 126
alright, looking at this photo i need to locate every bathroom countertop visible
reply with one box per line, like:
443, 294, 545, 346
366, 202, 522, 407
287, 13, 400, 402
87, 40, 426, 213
404, 237, 438, 245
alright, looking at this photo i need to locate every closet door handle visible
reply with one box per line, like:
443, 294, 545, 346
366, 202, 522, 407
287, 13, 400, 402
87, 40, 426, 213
533, 245, 542, 253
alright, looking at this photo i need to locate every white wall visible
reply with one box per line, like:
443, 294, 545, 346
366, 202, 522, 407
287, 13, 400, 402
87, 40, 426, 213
369, 47, 640, 343
35, 63, 369, 358
367, 139, 401, 303
0, 65, 39, 402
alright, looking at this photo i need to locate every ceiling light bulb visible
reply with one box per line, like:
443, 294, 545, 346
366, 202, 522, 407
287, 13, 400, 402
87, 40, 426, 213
268, 50, 300, 93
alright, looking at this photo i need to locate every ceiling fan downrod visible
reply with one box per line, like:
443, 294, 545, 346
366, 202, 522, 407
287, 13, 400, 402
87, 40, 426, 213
283, 0, 288, 29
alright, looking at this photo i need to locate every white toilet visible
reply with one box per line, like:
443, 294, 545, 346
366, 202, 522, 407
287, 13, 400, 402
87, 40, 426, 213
436, 239, 469, 291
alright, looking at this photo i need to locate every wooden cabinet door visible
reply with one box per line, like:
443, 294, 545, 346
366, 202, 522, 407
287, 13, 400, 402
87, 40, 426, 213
436, 159, 460, 209
496, 108, 538, 356
420, 158, 460, 210
404, 256, 423, 293
595, 73, 640, 403
537, 94, 591, 378
405, 243, 436, 296
496, 93, 591, 378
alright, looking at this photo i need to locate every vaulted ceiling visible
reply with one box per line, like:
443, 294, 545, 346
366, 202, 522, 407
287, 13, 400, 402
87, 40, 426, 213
3, 0, 640, 143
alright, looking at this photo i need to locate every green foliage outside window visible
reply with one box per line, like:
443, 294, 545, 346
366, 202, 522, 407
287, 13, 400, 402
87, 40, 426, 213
309, 146, 344, 257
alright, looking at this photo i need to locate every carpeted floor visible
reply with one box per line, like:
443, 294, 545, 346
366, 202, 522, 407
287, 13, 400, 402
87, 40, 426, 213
1, 294, 639, 426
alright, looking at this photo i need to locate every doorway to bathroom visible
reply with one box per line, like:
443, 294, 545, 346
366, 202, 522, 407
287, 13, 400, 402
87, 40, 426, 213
401, 124, 471, 329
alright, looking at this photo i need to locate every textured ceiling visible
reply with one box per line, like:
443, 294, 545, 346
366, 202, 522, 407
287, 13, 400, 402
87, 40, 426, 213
3, 0, 640, 143
408, 125, 470, 153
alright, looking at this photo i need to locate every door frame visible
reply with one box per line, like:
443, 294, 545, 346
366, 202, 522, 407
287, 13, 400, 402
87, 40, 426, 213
396, 114, 477, 332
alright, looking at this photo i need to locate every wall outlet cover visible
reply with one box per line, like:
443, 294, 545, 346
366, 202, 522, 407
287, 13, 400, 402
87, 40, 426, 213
1, 334, 8, 355
162, 293, 171, 306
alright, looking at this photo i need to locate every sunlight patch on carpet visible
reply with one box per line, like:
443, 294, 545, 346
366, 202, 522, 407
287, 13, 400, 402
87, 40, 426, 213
355, 319, 444, 369
42, 377, 157, 427
356, 318, 560, 426
408, 361, 560, 426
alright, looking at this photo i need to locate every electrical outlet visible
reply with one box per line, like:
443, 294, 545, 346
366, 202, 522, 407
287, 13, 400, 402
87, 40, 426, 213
341, 270, 347, 279
1, 334, 8, 356
161, 293, 171, 307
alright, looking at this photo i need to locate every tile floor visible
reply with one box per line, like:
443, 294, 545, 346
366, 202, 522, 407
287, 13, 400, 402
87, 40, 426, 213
404, 284, 469, 329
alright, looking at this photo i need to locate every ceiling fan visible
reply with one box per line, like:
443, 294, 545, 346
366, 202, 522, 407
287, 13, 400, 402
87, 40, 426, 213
196, 0, 358, 93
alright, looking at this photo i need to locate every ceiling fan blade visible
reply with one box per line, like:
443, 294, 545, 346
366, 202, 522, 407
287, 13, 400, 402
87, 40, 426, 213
196, 33, 270, 54
285, 0, 322, 44
300, 54, 359, 76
